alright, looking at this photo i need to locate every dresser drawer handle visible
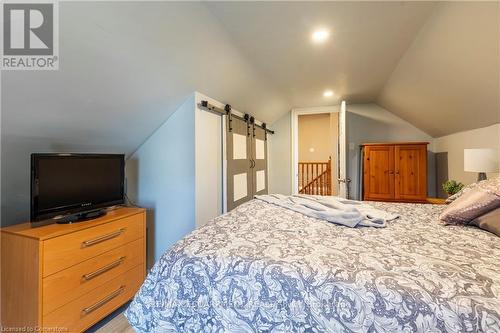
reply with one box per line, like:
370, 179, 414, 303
82, 286, 125, 315
82, 257, 126, 281
82, 228, 126, 248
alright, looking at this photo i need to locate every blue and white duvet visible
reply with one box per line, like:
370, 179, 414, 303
125, 199, 500, 332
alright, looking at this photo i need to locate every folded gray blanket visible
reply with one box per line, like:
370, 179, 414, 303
255, 194, 399, 228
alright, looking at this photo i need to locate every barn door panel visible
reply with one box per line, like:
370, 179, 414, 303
252, 125, 268, 196
226, 117, 252, 211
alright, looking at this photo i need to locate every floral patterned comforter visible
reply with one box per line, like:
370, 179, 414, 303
125, 199, 500, 333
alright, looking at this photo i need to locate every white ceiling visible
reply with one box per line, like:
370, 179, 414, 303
206, 1, 435, 109
2, 1, 499, 160
378, 2, 500, 137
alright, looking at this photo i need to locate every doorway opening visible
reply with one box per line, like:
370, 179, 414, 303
291, 103, 347, 197
297, 113, 337, 195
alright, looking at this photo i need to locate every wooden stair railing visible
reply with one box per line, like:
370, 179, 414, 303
298, 157, 332, 196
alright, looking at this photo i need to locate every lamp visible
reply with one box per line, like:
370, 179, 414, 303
464, 148, 499, 181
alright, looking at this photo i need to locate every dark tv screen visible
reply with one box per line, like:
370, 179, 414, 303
31, 154, 125, 221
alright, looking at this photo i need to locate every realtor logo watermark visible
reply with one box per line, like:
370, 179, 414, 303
1, 1, 59, 70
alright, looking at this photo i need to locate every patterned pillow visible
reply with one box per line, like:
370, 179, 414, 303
478, 176, 500, 195
470, 207, 500, 237
445, 182, 480, 203
439, 186, 500, 225
446, 176, 500, 203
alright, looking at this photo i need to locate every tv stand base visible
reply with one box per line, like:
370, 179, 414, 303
56, 209, 106, 224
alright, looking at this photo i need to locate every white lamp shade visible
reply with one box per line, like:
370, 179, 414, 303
464, 149, 499, 172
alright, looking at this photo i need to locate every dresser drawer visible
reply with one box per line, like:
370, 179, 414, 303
43, 264, 143, 333
43, 238, 144, 315
43, 213, 144, 277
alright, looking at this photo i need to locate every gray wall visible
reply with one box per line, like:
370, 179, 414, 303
267, 104, 436, 198
435, 152, 449, 198
268, 112, 292, 195
126, 96, 196, 267
0, 1, 289, 226
1, 137, 124, 226
346, 104, 435, 200
433, 123, 500, 185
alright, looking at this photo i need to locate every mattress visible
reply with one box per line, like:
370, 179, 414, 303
125, 199, 500, 332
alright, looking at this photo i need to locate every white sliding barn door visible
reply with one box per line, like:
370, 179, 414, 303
195, 99, 224, 227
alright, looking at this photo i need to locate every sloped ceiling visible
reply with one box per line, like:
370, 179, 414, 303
378, 2, 500, 137
205, 1, 499, 137
205, 1, 436, 109
1, 2, 289, 157
2, 1, 499, 154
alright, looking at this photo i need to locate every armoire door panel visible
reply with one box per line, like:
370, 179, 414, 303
363, 146, 394, 200
395, 145, 427, 201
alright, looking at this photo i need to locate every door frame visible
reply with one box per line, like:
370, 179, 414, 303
291, 104, 344, 196
338, 101, 348, 198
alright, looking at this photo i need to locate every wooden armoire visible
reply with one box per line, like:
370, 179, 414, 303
362, 142, 428, 202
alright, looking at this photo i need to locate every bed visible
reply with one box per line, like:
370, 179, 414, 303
125, 198, 500, 332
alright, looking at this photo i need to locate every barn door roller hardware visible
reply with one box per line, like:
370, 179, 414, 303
250, 116, 256, 138
198, 100, 275, 135
225, 104, 233, 132
244, 114, 251, 136
262, 123, 268, 140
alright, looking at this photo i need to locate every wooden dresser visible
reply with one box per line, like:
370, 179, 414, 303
362, 142, 428, 203
1, 207, 146, 332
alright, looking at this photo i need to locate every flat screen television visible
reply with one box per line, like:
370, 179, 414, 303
31, 153, 125, 223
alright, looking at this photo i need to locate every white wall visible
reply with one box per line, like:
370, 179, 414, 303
126, 95, 196, 267
194, 93, 223, 227
126, 92, 251, 266
268, 112, 292, 195
347, 103, 434, 200
434, 123, 500, 185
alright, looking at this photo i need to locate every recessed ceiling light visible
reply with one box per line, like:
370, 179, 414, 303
312, 29, 329, 43
323, 90, 334, 97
